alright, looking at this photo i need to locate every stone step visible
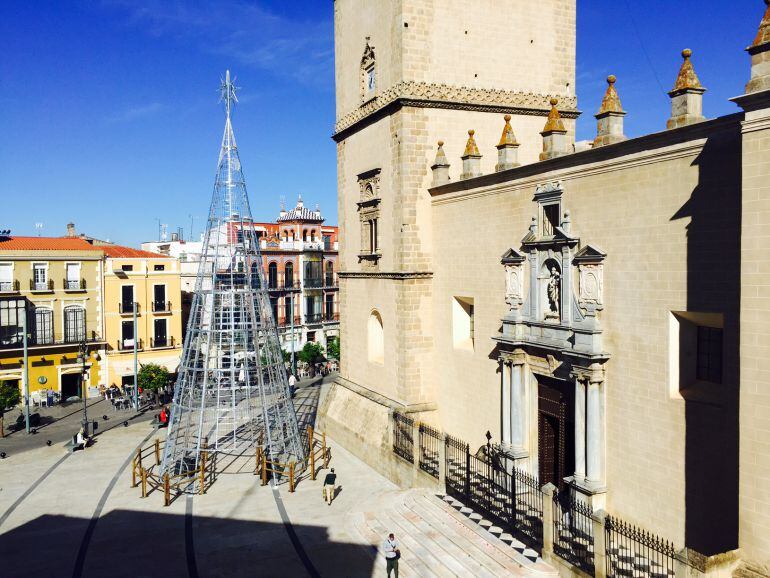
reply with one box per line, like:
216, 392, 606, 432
352, 509, 426, 578
403, 491, 545, 577
391, 499, 500, 578
423, 493, 557, 577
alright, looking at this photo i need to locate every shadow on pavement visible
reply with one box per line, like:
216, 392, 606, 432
0, 511, 376, 578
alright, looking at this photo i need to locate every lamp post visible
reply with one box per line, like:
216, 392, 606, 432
77, 339, 89, 436
290, 292, 297, 376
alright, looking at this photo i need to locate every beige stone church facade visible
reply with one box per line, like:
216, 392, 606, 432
320, 1, 770, 575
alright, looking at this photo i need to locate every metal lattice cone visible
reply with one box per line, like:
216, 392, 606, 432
161, 71, 305, 482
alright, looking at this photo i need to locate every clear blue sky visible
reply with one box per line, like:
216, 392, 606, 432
0, 1, 762, 246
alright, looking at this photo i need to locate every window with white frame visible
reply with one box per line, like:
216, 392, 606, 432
64, 305, 85, 343
33, 307, 54, 344
33, 263, 47, 290
66, 263, 81, 289
0, 263, 12, 291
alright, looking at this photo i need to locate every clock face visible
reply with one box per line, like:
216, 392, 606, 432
367, 68, 375, 92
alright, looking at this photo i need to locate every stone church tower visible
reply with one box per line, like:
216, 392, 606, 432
324, 0, 578, 471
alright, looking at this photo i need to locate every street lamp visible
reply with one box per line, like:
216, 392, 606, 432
77, 339, 89, 436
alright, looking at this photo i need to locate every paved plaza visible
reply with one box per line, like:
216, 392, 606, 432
0, 379, 550, 577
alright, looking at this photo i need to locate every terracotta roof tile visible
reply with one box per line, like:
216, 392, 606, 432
102, 245, 167, 258
0, 236, 101, 252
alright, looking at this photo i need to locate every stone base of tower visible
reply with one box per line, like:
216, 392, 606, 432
318, 375, 439, 489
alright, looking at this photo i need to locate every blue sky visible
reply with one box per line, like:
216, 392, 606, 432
0, 1, 762, 246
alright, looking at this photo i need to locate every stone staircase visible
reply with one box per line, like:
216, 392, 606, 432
351, 489, 557, 577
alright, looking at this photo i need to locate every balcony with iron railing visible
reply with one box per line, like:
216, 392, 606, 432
151, 300, 171, 313
117, 338, 144, 352
0, 330, 102, 350
323, 275, 338, 289
119, 301, 139, 315
0, 280, 20, 293
150, 336, 176, 349
277, 316, 302, 328
63, 278, 86, 291
323, 312, 340, 323
30, 279, 54, 292
305, 313, 322, 324
303, 277, 323, 289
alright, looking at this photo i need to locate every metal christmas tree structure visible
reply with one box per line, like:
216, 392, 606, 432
161, 71, 305, 483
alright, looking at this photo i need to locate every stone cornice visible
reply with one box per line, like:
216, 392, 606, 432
338, 270, 433, 279
333, 81, 579, 142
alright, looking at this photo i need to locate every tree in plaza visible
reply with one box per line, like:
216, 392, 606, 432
326, 336, 340, 362
0, 381, 21, 438
297, 342, 325, 366
137, 363, 171, 405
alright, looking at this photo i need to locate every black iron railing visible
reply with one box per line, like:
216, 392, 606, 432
119, 301, 138, 314
605, 516, 676, 578
418, 423, 441, 479
117, 338, 143, 351
554, 492, 595, 575
304, 277, 323, 288
152, 300, 171, 312
444, 434, 469, 501
305, 313, 322, 324
513, 465, 544, 546
323, 312, 339, 322
30, 279, 54, 291
63, 279, 86, 290
151, 336, 175, 348
0, 280, 19, 292
392, 412, 414, 463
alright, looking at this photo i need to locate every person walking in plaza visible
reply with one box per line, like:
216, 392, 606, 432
288, 373, 296, 397
382, 533, 400, 578
322, 467, 337, 505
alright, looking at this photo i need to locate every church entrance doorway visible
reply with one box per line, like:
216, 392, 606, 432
537, 375, 575, 490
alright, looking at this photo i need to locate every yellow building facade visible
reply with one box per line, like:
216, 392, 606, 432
0, 236, 105, 400
101, 246, 183, 389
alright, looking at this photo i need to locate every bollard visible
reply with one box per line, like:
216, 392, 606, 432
289, 462, 295, 493
164, 473, 171, 506
255, 446, 262, 476
132, 451, 139, 488
141, 468, 148, 498
261, 454, 268, 486
322, 432, 328, 468
154, 438, 161, 465
310, 442, 316, 480
199, 453, 206, 495
592, 509, 609, 578
137, 446, 143, 470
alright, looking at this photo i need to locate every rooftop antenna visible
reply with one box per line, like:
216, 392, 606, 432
34, 223, 43, 236
155, 218, 162, 241
161, 223, 168, 242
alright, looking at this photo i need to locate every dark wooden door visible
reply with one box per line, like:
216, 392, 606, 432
538, 383, 568, 489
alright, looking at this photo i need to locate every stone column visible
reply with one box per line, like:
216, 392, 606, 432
511, 360, 526, 451
586, 376, 605, 484
541, 483, 557, 558
574, 377, 586, 483
501, 359, 512, 448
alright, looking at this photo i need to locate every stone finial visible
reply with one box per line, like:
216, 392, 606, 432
462, 129, 481, 158
431, 140, 451, 186
495, 115, 520, 171
594, 75, 627, 147
667, 49, 706, 129
540, 98, 569, 160
541, 98, 567, 134
460, 130, 482, 179
746, 0, 770, 94
672, 49, 703, 92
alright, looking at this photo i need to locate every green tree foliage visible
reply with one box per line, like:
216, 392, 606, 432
297, 342, 325, 365
0, 381, 21, 438
137, 363, 171, 404
326, 336, 340, 361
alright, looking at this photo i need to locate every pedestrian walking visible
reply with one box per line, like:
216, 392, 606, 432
288, 373, 296, 397
322, 467, 337, 505
382, 533, 400, 578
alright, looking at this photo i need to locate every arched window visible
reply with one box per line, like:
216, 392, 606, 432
285, 262, 294, 288
268, 262, 278, 289
64, 305, 85, 343
325, 261, 334, 286
32, 307, 54, 345
368, 310, 384, 364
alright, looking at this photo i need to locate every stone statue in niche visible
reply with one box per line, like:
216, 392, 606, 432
546, 266, 560, 319
505, 265, 521, 309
